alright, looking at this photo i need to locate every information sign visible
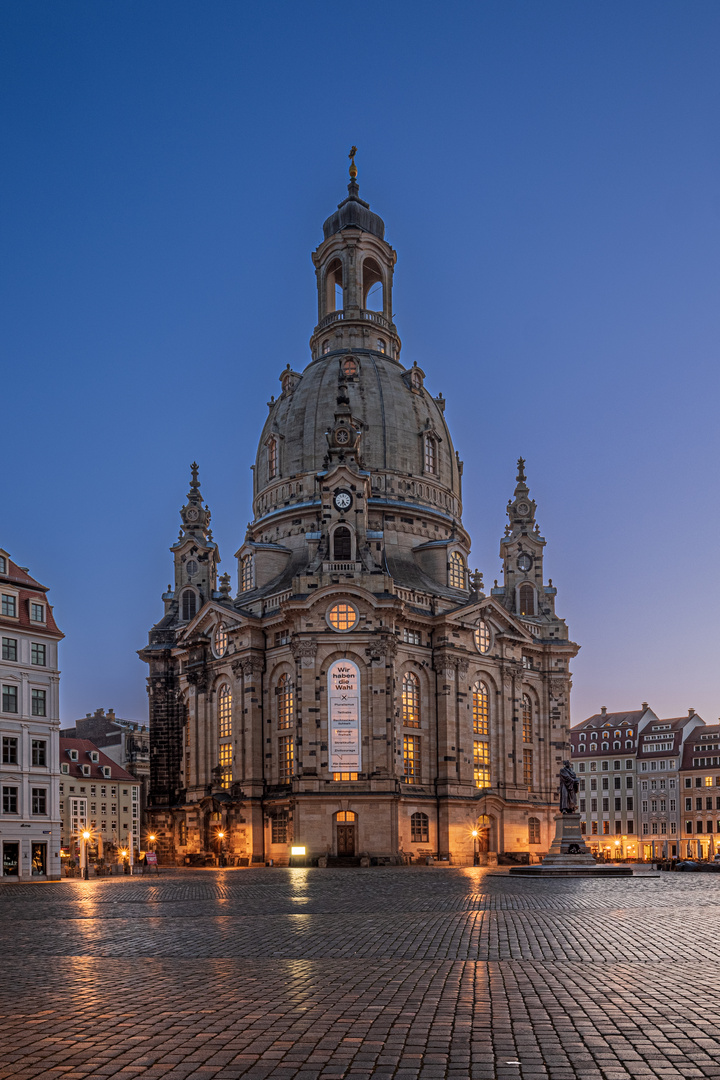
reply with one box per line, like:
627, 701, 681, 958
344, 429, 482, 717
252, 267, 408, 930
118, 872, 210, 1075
328, 659, 361, 772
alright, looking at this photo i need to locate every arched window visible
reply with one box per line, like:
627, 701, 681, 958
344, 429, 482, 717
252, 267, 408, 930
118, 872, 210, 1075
326, 258, 343, 312
613, 741, 620, 750
377, 338, 386, 354
363, 258, 384, 311
424, 435, 436, 474
333, 527, 352, 561
322, 340, 330, 355
241, 554, 253, 592
528, 817, 541, 844
402, 672, 420, 728
336, 810, 356, 821
518, 583, 535, 616
218, 685, 232, 738
410, 812, 429, 843
181, 590, 196, 622
267, 438, 278, 480
277, 673, 294, 729
472, 681, 489, 736
579, 732, 586, 741
474, 620, 491, 654
522, 695, 532, 743
448, 551, 465, 589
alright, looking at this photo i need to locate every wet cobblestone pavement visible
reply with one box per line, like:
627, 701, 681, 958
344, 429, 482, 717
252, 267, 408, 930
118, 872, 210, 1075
1, 867, 719, 1080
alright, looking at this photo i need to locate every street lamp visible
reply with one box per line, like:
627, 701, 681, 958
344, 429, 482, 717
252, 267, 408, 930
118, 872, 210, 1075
217, 831, 225, 867
471, 829, 479, 866
81, 830, 91, 880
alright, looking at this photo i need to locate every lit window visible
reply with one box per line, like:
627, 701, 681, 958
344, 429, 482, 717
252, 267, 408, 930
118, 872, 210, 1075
181, 590, 196, 621
448, 551, 465, 589
241, 554, 254, 592
342, 358, 358, 377
267, 438, 278, 479
327, 602, 358, 632
474, 741, 490, 788
1, 595, 17, 618
218, 685, 232, 738
377, 339, 386, 354
30, 603, 45, 622
522, 695, 532, 743
333, 772, 358, 781
518, 584, 534, 616
322, 341, 330, 355
31, 689, 46, 717
403, 735, 420, 784
402, 672, 420, 728
706, 776, 713, 786
279, 735, 294, 783
472, 681, 489, 736
523, 748, 533, 788
218, 744, 232, 789
277, 674, 294, 729
411, 812, 429, 843
336, 811, 356, 821
424, 435, 436, 474
214, 624, 228, 658
528, 817, 541, 844
474, 620, 490, 654
31, 643, 46, 666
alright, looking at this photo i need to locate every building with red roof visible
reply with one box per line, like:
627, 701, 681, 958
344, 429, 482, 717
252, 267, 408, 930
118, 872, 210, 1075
59, 737, 140, 859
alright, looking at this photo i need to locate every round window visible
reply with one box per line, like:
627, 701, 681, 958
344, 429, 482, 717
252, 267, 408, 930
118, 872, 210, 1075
474, 620, 491, 654
186, 559, 198, 577
327, 601, 359, 632
342, 357, 358, 377
214, 623, 228, 658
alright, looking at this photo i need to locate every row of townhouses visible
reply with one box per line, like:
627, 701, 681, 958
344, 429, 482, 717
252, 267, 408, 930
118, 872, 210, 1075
570, 705, 720, 860
1, 549, 147, 880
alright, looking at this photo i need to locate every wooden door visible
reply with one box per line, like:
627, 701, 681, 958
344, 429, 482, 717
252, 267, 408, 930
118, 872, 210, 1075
337, 824, 355, 857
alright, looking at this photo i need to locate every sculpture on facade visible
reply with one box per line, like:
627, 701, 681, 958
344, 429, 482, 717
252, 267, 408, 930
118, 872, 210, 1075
559, 760, 579, 814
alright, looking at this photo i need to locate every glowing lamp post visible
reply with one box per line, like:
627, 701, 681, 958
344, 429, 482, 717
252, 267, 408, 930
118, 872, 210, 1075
217, 831, 225, 867
471, 829, 479, 866
81, 830, 91, 880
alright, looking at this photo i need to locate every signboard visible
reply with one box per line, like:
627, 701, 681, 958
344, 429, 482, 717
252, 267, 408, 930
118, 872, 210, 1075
145, 852, 158, 865
328, 659, 361, 772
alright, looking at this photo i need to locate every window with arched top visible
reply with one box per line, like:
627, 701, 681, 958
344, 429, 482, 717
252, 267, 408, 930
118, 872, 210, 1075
448, 551, 466, 589
410, 812, 429, 843
333, 527, 352, 561
267, 437, 278, 480
377, 339, 386, 354
528, 817, 541, 844
218, 685, 232, 738
424, 434, 436, 474
326, 258, 343, 312
474, 620, 491, 654
241, 554, 253, 592
518, 583, 535, 616
336, 810, 356, 821
363, 258, 384, 311
522, 695, 532, 743
613, 741, 620, 750
322, 340, 330, 355
277, 673, 294, 729
402, 672, 420, 728
472, 681, 489, 736
181, 590, 196, 622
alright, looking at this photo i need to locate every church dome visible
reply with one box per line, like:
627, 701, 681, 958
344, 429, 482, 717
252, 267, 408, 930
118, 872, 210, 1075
254, 350, 461, 518
322, 179, 385, 241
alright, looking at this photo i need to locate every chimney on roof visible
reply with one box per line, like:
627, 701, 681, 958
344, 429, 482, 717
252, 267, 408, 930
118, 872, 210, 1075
108, 709, 115, 720
85, 713, 91, 718
688, 708, 695, 717
600, 706, 607, 716
642, 702, 649, 711
94, 708, 104, 718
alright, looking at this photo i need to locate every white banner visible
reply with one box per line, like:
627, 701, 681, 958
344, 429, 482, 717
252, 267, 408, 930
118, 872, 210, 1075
328, 659, 361, 772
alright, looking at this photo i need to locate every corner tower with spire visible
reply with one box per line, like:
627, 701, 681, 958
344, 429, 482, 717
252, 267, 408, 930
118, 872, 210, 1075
141, 158, 579, 868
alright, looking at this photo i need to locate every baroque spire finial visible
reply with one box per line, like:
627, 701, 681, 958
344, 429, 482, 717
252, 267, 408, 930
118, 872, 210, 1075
348, 145, 358, 180
190, 462, 200, 492
516, 457, 526, 484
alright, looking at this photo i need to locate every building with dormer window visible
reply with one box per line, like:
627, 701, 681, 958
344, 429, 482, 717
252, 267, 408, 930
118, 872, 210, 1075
140, 158, 580, 867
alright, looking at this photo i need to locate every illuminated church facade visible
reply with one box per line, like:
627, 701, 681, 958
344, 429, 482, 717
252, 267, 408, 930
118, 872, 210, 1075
141, 158, 579, 866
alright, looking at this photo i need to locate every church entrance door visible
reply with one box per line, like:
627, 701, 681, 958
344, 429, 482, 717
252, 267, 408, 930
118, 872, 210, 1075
337, 824, 355, 857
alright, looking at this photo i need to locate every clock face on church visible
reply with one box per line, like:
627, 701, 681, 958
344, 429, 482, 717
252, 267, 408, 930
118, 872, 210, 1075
333, 490, 352, 512
335, 428, 350, 445
517, 553, 532, 572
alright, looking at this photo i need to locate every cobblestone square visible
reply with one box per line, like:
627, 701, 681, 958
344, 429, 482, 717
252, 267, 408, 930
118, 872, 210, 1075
1, 867, 719, 1080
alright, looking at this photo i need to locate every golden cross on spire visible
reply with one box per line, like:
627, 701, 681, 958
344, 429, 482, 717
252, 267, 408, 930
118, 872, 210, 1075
348, 146, 358, 180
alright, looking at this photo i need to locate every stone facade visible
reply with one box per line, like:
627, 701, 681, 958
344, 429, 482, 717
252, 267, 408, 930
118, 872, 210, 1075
140, 163, 579, 867
61, 708, 150, 824
0, 549, 63, 881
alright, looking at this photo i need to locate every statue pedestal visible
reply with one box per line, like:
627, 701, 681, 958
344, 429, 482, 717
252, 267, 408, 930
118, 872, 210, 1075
510, 814, 632, 877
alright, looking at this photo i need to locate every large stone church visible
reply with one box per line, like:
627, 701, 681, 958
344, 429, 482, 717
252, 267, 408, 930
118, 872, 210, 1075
141, 158, 579, 866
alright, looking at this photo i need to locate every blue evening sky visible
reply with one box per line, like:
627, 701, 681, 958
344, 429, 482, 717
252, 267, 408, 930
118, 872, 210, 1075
2, 2, 719, 725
